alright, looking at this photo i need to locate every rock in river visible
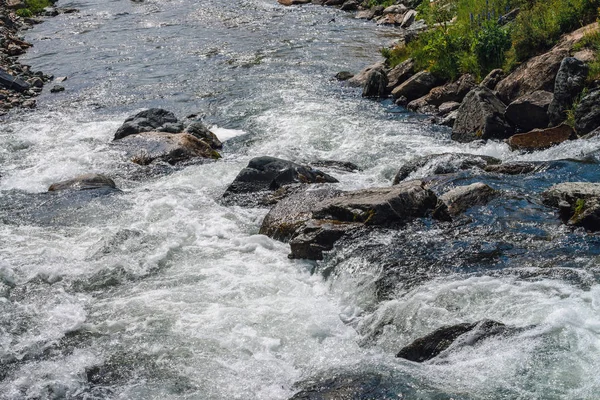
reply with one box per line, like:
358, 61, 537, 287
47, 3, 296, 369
48, 174, 117, 192
439, 182, 497, 216
542, 182, 600, 231
114, 108, 184, 140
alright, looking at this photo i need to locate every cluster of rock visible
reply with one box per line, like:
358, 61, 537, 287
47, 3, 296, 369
0, 0, 77, 115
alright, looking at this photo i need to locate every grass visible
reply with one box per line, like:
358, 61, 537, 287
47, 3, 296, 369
16, 0, 53, 18
382, 0, 600, 82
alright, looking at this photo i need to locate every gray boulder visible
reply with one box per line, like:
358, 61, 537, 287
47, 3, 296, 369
575, 88, 600, 135
391, 71, 439, 102
439, 182, 497, 215
386, 58, 415, 92
348, 62, 386, 88
114, 109, 183, 140
451, 86, 514, 142
548, 57, 588, 126
542, 182, 600, 231
480, 68, 505, 90
400, 9, 417, 28
362, 69, 388, 98
504, 90, 553, 132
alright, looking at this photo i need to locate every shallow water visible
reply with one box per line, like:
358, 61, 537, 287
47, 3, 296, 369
1, 0, 600, 399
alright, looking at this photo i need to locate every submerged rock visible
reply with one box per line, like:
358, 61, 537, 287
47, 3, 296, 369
392, 153, 501, 184
223, 157, 338, 206
542, 182, 600, 231
48, 174, 117, 192
451, 86, 513, 143
289, 373, 396, 400
113, 108, 182, 140
507, 124, 574, 151
439, 182, 497, 215
396, 320, 510, 362
483, 162, 543, 175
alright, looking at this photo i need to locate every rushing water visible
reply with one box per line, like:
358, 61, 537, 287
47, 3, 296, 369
1, 0, 600, 399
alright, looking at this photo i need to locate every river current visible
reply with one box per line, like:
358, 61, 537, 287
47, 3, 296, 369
1, 0, 600, 399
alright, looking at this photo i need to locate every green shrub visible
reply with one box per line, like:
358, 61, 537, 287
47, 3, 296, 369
473, 20, 511, 73
16, 8, 33, 18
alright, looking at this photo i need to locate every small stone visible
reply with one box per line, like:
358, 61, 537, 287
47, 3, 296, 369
50, 85, 65, 93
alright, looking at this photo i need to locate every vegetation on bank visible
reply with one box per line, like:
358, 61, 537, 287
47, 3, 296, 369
16, 0, 53, 18
381, 0, 600, 81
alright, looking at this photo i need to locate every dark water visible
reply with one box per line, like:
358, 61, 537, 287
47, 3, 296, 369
1, 0, 600, 399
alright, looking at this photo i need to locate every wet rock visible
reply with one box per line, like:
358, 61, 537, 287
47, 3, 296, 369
496, 48, 568, 104
504, 90, 553, 132
340, 0, 359, 11
118, 132, 220, 165
385, 58, 415, 92
223, 157, 338, 206
483, 162, 542, 175
393, 153, 501, 184
451, 86, 514, 143
480, 68, 505, 90
542, 182, 600, 231
113, 108, 182, 140
362, 68, 388, 98
289, 219, 361, 260
391, 70, 439, 102
50, 85, 65, 93
308, 160, 360, 172
324, 0, 344, 5
574, 88, 600, 136
335, 71, 354, 81
507, 124, 574, 151
48, 174, 117, 192
0, 67, 30, 92
289, 373, 396, 400
278, 0, 311, 5
396, 320, 510, 362
548, 57, 588, 126
439, 182, 497, 215
439, 110, 458, 127
184, 120, 222, 149
347, 62, 386, 88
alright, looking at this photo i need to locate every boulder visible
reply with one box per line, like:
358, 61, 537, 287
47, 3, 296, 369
356, 9, 377, 19
439, 182, 497, 215
335, 71, 354, 81
542, 182, 600, 231
386, 58, 415, 92
184, 121, 222, 149
574, 88, 600, 135
507, 124, 574, 151
438, 101, 460, 115
396, 320, 510, 362
439, 110, 458, 127
496, 48, 568, 104
382, 4, 407, 14
400, 9, 417, 28
348, 62, 386, 88
223, 157, 338, 206
425, 74, 476, 106
406, 96, 437, 114
114, 109, 183, 140
48, 174, 117, 192
277, 0, 311, 5
391, 71, 439, 102
340, 0, 359, 11
548, 57, 589, 127
504, 90, 553, 132
362, 69, 388, 98
118, 132, 220, 165
324, 0, 344, 5
393, 153, 501, 184
289, 373, 398, 400
451, 86, 514, 142
376, 13, 405, 26
289, 219, 361, 260
480, 68, 505, 90
0, 68, 30, 92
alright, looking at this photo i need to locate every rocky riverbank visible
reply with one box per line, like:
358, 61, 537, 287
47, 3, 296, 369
0, 0, 76, 115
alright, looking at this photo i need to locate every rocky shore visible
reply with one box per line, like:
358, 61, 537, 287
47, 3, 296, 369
0, 0, 75, 115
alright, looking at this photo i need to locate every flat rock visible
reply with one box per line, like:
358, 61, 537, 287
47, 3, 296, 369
48, 174, 117, 192
391, 70, 439, 102
542, 182, 600, 230
504, 90, 553, 132
439, 182, 497, 215
508, 124, 574, 151
118, 131, 220, 165
386, 58, 415, 92
451, 86, 513, 143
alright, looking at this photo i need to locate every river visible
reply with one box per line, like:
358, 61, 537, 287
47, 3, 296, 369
1, 0, 600, 399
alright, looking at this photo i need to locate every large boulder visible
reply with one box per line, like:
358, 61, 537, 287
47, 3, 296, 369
362, 69, 388, 98
348, 62, 386, 88
423, 74, 476, 106
48, 174, 117, 192
439, 182, 497, 215
223, 157, 338, 206
451, 86, 514, 142
117, 132, 220, 165
504, 90, 553, 132
386, 58, 415, 92
114, 109, 183, 140
495, 49, 569, 104
396, 320, 510, 362
391, 71, 439, 102
393, 153, 501, 184
542, 182, 600, 231
548, 57, 589, 126
480, 68, 505, 90
575, 88, 600, 135
507, 124, 574, 151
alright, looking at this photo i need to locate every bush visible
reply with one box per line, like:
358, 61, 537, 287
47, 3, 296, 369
473, 20, 511, 72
